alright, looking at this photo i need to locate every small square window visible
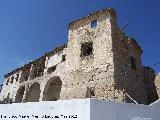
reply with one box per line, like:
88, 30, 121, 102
81, 42, 93, 57
91, 20, 97, 28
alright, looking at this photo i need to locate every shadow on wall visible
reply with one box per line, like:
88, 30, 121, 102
143, 67, 159, 104
0, 93, 13, 104
25, 82, 41, 102
15, 86, 25, 103
0, 84, 3, 92
112, 35, 159, 104
42, 76, 62, 101
3, 76, 62, 103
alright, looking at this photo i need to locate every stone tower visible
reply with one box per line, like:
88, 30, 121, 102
66, 8, 121, 101
66, 8, 156, 104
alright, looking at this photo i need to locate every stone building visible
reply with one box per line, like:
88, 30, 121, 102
155, 74, 160, 98
0, 8, 158, 104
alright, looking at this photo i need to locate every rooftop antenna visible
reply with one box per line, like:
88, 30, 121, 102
121, 22, 129, 32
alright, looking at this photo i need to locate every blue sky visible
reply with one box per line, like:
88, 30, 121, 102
0, 0, 160, 84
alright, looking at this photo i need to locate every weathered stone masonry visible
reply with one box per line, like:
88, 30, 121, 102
0, 8, 159, 104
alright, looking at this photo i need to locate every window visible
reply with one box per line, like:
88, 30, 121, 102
91, 19, 97, 28
85, 88, 95, 98
90, 91, 95, 98
62, 55, 66, 62
6, 79, 9, 85
81, 42, 93, 57
10, 76, 14, 84
20, 66, 31, 83
130, 56, 136, 70
24, 76, 28, 81
16, 74, 19, 82
32, 66, 44, 78
47, 65, 57, 74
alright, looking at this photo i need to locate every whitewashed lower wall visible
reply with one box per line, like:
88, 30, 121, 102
0, 99, 90, 120
91, 99, 160, 120
0, 99, 160, 120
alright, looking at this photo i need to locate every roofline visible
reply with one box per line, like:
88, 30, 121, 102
4, 44, 67, 78
68, 8, 117, 28
124, 36, 143, 54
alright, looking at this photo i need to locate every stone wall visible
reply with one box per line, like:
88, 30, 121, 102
66, 9, 116, 100
0, 8, 158, 104
142, 67, 158, 104
103, 11, 150, 104
155, 74, 160, 98
0, 48, 67, 102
